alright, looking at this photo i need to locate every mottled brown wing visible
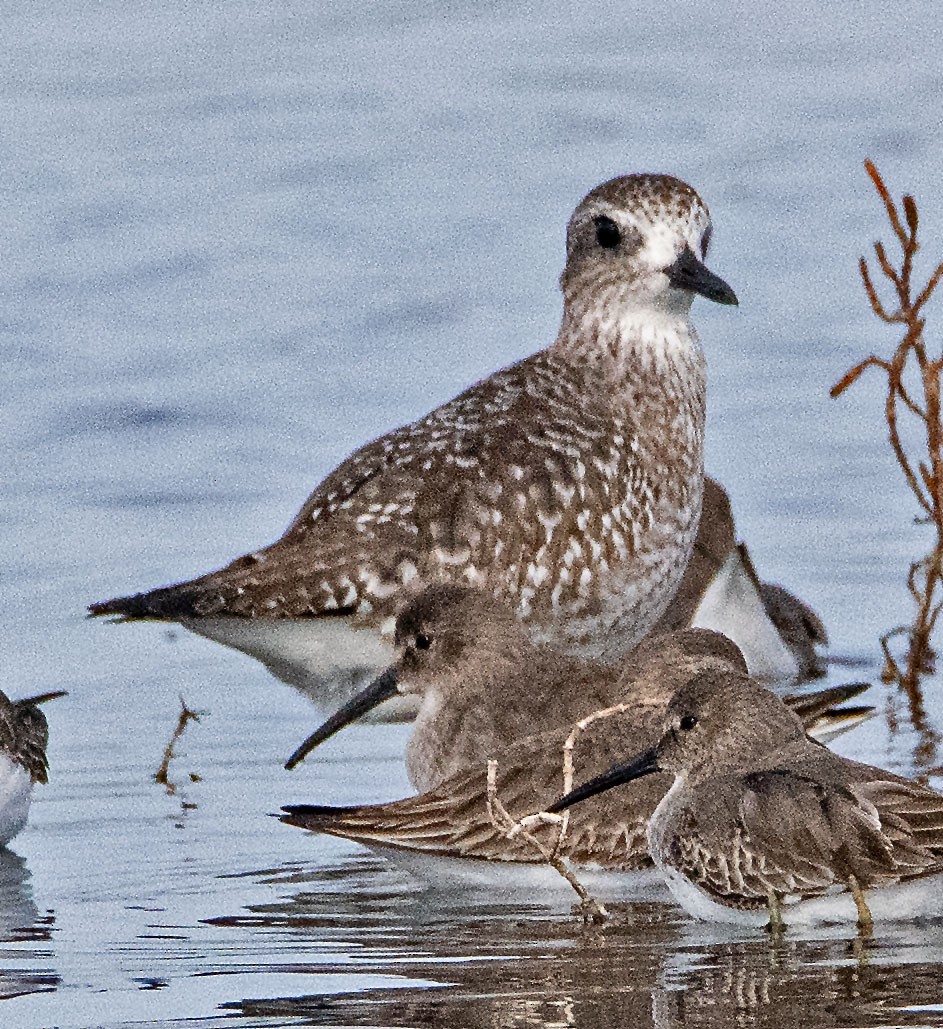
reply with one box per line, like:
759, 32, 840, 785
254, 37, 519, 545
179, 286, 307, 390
91, 352, 634, 622
12, 703, 51, 784
283, 711, 669, 869
662, 765, 943, 907
849, 776, 943, 875
0, 693, 58, 784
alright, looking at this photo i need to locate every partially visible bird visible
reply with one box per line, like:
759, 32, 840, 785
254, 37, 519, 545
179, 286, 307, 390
655, 477, 828, 680
89, 173, 737, 715
0, 690, 66, 846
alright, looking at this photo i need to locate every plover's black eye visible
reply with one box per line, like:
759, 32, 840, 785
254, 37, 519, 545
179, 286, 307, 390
594, 215, 622, 250
679, 714, 698, 732
700, 226, 712, 258
415, 633, 432, 651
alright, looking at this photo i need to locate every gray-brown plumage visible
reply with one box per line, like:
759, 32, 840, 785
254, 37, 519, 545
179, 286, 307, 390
89, 174, 737, 703
284, 584, 861, 791
281, 637, 870, 873
655, 478, 828, 680
0, 690, 65, 784
551, 670, 943, 926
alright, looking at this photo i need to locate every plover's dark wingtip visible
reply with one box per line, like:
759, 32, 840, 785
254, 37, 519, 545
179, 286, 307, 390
88, 593, 147, 620
87, 585, 197, 622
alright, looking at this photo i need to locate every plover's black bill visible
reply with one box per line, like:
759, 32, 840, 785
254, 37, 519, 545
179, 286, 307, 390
666, 246, 738, 305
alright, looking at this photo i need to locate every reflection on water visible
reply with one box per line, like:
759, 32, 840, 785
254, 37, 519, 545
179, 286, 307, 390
210, 860, 943, 1029
0, 850, 58, 1002
886, 686, 943, 784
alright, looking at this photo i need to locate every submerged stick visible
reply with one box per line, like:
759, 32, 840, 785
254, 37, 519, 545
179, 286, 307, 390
154, 697, 203, 795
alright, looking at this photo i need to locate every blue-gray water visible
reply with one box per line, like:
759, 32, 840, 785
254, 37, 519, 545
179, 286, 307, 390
3, 2, 943, 1025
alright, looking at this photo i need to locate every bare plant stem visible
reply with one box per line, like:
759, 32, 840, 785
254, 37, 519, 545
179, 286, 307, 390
832, 160, 943, 718
154, 697, 202, 795
486, 760, 608, 923
486, 701, 649, 924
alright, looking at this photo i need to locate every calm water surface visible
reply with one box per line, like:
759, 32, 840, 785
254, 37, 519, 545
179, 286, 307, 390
4, 2, 943, 1025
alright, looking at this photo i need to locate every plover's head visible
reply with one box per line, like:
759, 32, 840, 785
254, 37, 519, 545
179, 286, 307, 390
560, 174, 737, 315
283, 584, 524, 770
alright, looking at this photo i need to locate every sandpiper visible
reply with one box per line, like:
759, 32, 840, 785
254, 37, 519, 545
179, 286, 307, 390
281, 649, 871, 882
550, 669, 943, 929
284, 586, 746, 786
0, 690, 66, 846
284, 584, 856, 789
89, 174, 737, 713
655, 477, 827, 680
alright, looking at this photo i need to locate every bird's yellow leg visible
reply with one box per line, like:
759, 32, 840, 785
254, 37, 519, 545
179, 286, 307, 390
766, 890, 785, 936
848, 875, 873, 935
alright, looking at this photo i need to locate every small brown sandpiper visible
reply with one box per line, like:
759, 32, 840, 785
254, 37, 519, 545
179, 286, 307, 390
550, 669, 943, 929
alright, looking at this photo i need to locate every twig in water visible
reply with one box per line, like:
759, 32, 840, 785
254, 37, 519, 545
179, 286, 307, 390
488, 701, 645, 923
154, 697, 203, 796
486, 760, 607, 924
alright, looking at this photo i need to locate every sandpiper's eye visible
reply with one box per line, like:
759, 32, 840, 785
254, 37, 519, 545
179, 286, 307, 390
679, 714, 698, 732
594, 215, 621, 249
415, 633, 433, 651
700, 226, 712, 258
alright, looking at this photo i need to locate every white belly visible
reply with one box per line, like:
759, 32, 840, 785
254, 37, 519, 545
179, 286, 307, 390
691, 548, 799, 681
0, 756, 33, 847
660, 864, 943, 927
356, 840, 670, 902
181, 617, 418, 721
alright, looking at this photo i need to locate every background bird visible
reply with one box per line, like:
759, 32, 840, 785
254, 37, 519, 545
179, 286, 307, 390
0, 690, 66, 847
654, 476, 828, 681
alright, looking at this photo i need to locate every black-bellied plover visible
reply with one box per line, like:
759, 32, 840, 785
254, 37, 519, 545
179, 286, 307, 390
655, 477, 828, 680
550, 669, 943, 929
0, 690, 65, 846
280, 643, 870, 884
90, 174, 737, 711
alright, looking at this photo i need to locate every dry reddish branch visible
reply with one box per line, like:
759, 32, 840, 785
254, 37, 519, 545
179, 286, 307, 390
832, 160, 943, 715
